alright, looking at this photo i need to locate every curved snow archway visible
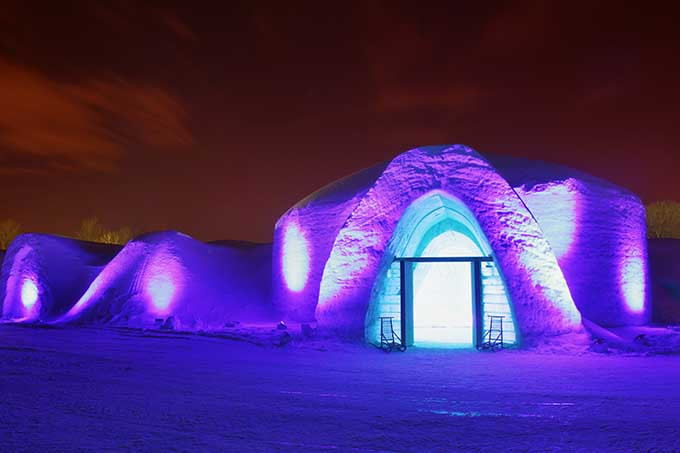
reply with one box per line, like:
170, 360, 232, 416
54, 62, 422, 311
316, 145, 581, 340
365, 192, 518, 347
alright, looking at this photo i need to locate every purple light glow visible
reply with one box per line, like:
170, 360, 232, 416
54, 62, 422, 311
143, 251, 184, 315
1, 245, 41, 321
281, 221, 310, 292
620, 255, 646, 313
146, 274, 175, 312
20, 278, 38, 310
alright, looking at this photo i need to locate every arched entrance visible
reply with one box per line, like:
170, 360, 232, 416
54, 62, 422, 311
365, 192, 517, 348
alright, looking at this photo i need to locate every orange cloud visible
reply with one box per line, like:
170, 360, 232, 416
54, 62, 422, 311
0, 57, 192, 172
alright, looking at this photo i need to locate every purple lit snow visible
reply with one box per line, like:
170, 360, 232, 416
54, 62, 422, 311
621, 255, 646, 313
514, 182, 581, 260
53, 232, 274, 329
1, 325, 680, 451
20, 277, 38, 310
143, 249, 184, 314
281, 221, 310, 293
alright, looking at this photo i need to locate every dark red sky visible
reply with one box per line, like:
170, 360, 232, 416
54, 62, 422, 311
1, 1, 678, 242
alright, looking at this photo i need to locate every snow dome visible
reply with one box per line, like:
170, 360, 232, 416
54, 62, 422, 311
273, 145, 650, 347
0, 234, 121, 322
57, 231, 274, 329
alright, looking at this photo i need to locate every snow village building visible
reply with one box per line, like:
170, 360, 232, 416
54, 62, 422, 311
273, 144, 649, 348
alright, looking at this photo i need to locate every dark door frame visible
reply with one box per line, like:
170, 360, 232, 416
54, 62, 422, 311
394, 256, 494, 349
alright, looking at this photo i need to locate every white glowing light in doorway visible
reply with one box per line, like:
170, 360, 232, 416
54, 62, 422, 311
412, 231, 481, 347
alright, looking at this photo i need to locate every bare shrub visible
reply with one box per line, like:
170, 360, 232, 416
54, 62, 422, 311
98, 227, 133, 245
77, 217, 132, 245
646, 201, 680, 239
0, 219, 21, 249
76, 217, 104, 242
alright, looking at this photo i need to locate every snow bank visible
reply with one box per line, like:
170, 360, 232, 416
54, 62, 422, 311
648, 239, 680, 324
489, 155, 650, 326
58, 231, 274, 329
0, 234, 121, 321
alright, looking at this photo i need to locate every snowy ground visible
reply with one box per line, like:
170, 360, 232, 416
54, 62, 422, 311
1, 325, 679, 452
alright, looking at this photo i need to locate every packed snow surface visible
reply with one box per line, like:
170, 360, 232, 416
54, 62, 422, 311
1, 324, 679, 452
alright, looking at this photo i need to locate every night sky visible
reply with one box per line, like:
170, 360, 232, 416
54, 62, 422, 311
1, 1, 678, 242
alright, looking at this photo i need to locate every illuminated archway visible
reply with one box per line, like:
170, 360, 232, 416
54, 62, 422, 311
365, 192, 517, 348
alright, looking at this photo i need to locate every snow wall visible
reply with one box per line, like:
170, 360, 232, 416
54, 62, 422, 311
0, 234, 121, 321
648, 239, 680, 324
275, 145, 640, 342
488, 155, 650, 326
58, 231, 274, 329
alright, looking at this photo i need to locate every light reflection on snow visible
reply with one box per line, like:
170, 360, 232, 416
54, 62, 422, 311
146, 274, 176, 312
428, 409, 550, 418
1, 245, 45, 321
143, 250, 184, 315
281, 221, 310, 293
620, 255, 646, 313
517, 248, 581, 326
20, 278, 39, 310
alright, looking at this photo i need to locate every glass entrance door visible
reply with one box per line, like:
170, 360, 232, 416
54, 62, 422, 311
412, 261, 473, 347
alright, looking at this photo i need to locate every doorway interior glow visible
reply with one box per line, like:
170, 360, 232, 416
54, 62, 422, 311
367, 192, 518, 348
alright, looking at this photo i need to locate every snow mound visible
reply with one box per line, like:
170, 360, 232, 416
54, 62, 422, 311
58, 231, 274, 330
0, 234, 121, 322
